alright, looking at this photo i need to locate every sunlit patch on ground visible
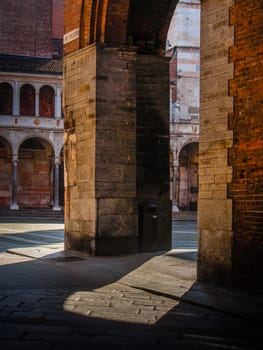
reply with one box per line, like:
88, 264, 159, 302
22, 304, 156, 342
63, 284, 178, 324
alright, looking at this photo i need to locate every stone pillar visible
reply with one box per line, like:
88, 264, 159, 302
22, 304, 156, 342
64, 43, 172, 255
172, 162, 179, 212
10, 155, 19, 210
198, 0, 234, 285
35, 88, 39, 117
55, 86, 62, 118
52, 157, 61, 211
136, 54, 172, 252
13, 81, 19, 116
64, 44, 138, 255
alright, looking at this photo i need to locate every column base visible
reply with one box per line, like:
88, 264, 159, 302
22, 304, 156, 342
10, 203, 19, 210
52, 206, 62, 211
172, 205, 179, 212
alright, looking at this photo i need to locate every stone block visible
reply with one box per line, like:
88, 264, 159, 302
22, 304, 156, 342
98, 198, 136, 215
198, 199, 232, 231
198, 228, 233, 285
98, 214, 137, 238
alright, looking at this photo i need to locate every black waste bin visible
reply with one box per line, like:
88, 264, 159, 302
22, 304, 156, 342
138, 202, 159, 252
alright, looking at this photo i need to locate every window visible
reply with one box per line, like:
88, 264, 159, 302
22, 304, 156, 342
20, 84, 35, 116
0, 82, 13, 115
39, 85, 55, 117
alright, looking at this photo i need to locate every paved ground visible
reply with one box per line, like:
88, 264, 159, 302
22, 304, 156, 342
0, 217, 263, 349
172, 221, 198, 250
0, 219, 198, 252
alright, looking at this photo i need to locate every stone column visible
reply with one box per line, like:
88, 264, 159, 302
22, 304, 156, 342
13, 81, 19, 116
52, 157, 61, 211
55, 86, 62, 118
35, 87, 40, 117
172, 162, 179, 212
10, 155, 19, 210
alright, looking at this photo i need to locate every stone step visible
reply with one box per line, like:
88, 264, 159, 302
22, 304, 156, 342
0, 208, 64, 221
172, 210, 197, 221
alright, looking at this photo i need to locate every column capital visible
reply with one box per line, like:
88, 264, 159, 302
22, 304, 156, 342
55, 86, 62, 119
12, 155, 19, 163
55, 157, 61, 166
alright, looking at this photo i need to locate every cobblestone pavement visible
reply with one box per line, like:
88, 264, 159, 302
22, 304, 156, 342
0, 219, 263, 349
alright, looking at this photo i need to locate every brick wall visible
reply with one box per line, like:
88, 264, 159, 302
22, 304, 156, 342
105, 0, 130, 44
18, 150, 51, 208
64, 0, 129, 55
64, 0, 178, 55
52, 0, 64, 38
127, 0, 176, 51
64, 0, 85, 55
229, 0, 263, 290
0, 0, 53, 57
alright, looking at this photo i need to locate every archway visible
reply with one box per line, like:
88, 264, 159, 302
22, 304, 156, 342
20, 84, 35, 116
177, 142, 199, 211
39, 85, 55, 117
0, 82, 13, 115
0, 137, 12, 207
17, 137, 54, 208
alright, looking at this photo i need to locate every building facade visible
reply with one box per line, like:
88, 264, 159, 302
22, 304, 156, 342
167, 0, 200, 212
0, 0, 64, 210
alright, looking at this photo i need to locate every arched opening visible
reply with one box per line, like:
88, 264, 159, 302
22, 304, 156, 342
20, 84, 35, 116
177, 142, 199, 211
167, 0, 200, 221
39, 85, 55, 117
126, 0, 175, 53
18, 138, 54, 208
0, 137, 12, 207
0, 82, 13, 115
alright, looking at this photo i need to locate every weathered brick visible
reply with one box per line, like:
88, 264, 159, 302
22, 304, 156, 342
228, 0, 263, 290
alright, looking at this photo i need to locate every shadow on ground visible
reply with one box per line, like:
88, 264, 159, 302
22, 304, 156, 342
0, 247, 262, 350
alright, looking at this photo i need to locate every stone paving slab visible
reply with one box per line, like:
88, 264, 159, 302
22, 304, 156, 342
2, 244, 263, 323
0, 284, 262, 350
118, 252, 263, 323
7, 244, 64, 260
0, 219, 263, 349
